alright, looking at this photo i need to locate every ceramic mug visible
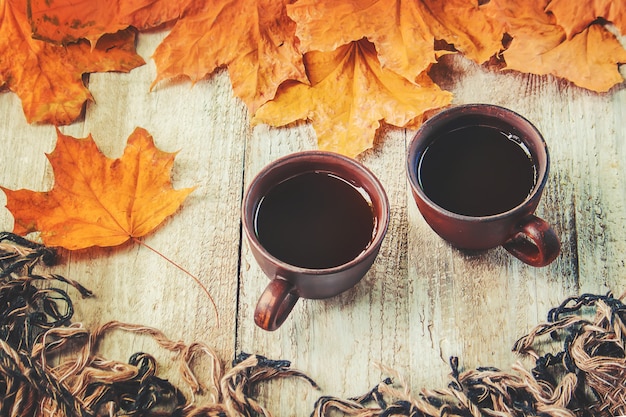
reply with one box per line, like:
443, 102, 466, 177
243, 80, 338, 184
242, 151, 389, 331
407, 104, 560, 267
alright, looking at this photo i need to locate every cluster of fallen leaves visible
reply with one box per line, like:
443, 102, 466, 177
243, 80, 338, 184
1, 0, 625, 157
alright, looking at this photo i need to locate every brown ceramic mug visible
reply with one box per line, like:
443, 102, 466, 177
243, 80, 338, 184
407, 104, 560, 267
242, 151, 389, 331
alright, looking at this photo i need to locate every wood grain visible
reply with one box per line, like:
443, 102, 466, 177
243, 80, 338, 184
0, 30, 624, 416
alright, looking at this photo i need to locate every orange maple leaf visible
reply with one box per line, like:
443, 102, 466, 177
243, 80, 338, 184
151, 0, 307, 113
287, 0, 504, 82
546, 0, 626, 39
1, 128, 195, 250
27, 0, 204, 45
485, 0, 626, 92
252, 39, 452, 158
422, 0, 506, 64
0, 0, 145, 125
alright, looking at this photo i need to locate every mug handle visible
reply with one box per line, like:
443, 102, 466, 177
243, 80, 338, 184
254, 277, 299, 331
503, 215, 560, 267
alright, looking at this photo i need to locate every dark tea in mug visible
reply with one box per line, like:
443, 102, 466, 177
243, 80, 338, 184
244, 151, 389, 330
407, 104, 560, 266
418, 125, 537, 217
254, 171, 375, 269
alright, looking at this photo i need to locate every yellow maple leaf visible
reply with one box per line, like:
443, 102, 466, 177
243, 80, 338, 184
1, 128, 194, 250
252, 39, 452, 158
546, 0, 626, 39
422, 0, 506, 64
485, 0, 626, 92
287, 0, 504, 82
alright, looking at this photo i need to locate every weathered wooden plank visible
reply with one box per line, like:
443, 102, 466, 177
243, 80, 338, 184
236, 124, 415, 415
0, 26, 624, 417
0, 31, 245, 397
234, 51, 626, 415
407, 54, 626, 396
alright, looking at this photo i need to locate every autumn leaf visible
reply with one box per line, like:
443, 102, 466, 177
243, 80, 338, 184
546, 0, 626, 39
151, 0, 307, 113
286, 0, 437, 82
27, 0, 204, 45
286, 0, 504, 83
19, 0, 626, 155
0, 0, 145, 125
484, 0, 626, 92
1, 128, 194, 250
28, 0, 307, 112
421, 0, 506, 64
252, 39, 452, 157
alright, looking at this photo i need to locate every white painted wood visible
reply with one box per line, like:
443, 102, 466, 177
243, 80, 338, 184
0, 29, 624, 416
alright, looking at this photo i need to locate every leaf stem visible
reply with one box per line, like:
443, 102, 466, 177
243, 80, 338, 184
132, 237, 220, 328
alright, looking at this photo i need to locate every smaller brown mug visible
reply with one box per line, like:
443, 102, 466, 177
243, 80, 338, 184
407, 104, 560, 267
242, 151, 389, 331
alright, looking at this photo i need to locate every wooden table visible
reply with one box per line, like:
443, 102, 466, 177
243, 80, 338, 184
1, 31, 625, 415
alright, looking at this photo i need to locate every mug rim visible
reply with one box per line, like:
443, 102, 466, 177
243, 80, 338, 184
242, 150, 390, 275
407, 103, 550, 222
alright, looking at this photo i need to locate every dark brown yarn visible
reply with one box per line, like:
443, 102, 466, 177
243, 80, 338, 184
0, 232, 624, 417
514, 293, 626, 416
311, 293, 625, 417
0, 233, 319, 417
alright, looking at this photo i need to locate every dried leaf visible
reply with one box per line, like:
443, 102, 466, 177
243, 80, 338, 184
20, 0, 626, 154
0, 0, 145, 125
151, 0, 307, 113
485, 0, 626, 92
1, 128, 194, 250
546, 0, 626, 39
252, 39, 452, 158
287, 0, 436, 82
286, 0, 504, 82
28, 0, 205, 45
421, 0, 506, 65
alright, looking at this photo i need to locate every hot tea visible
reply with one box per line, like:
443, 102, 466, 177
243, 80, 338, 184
254, 171, 375, 269
418, 124, 537, 217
